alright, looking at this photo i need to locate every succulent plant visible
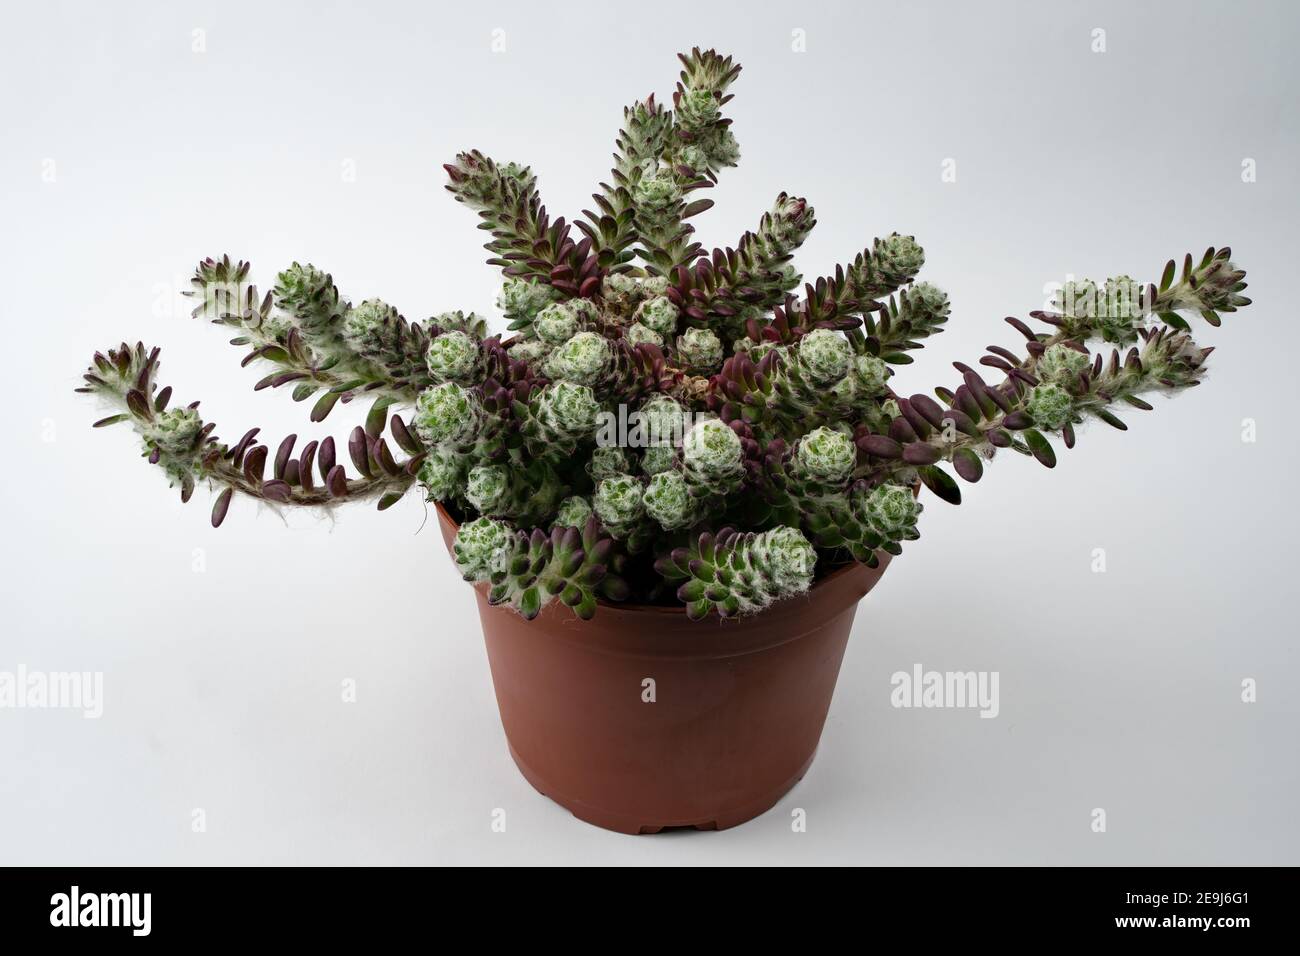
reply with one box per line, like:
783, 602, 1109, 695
656, 526, 817, 619
624, 322, 663, 349
794, 426, 857, 485
857, 483, 922, 544
417, 447, 463, 501
677, 327, 724, 372
1036, 343, 1090, 384
593, 474, 646, 539
525, 381, 601, 457
469, 517, 629, 620
82, 49, 1252, 621
454, 516, 515, 579
425, 330, 481, 383
554, 495, 594, 529
414, 382, 482, 447
588, 446, 631, 481
642, 470, 696, 530
637, 394, 689, 446
641, 444, 677, 476
635, 296, 680, 338
681, 417, 744, 496
796, 328, 854, 385
535, 302, 583, 345
1024, 383, 1075, 431
545, 331, 612, 386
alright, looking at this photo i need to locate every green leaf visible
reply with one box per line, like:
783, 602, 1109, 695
1158, 310, 1191, 332
1022, 428, 1056, 467
311, 391, 341, 422
328, 378, 369, 394
678, 579, 707, 602
519, 587, 542, 619
573, 593, 599, 620
599, 576, 630, 602
1159, 259, 1176, 291
918, 465, 962, 504
1095, 409, 1128, 431
366, 397, 394, 439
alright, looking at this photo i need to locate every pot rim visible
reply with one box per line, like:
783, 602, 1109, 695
434, 501, 885, 618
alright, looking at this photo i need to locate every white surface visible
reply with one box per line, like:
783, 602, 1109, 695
2, 0, 1297, 864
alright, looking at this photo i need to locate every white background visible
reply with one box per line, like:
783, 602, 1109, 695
2, 0, 1297, 864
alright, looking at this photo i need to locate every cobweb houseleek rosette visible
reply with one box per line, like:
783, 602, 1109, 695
654, 525, 818, 620
759, 438, 921, 564
453, 516, 629, 620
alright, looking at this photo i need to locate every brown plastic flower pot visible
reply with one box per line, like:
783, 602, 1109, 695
436, 503, 893, 834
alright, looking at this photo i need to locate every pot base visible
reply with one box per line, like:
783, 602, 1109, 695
435, 504, 895, 836
508, 741, 816, 834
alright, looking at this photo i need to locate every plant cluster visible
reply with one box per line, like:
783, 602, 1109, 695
82, 49, 1251, 620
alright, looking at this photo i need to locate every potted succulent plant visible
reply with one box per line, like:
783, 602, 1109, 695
81, 49, 1251, 834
